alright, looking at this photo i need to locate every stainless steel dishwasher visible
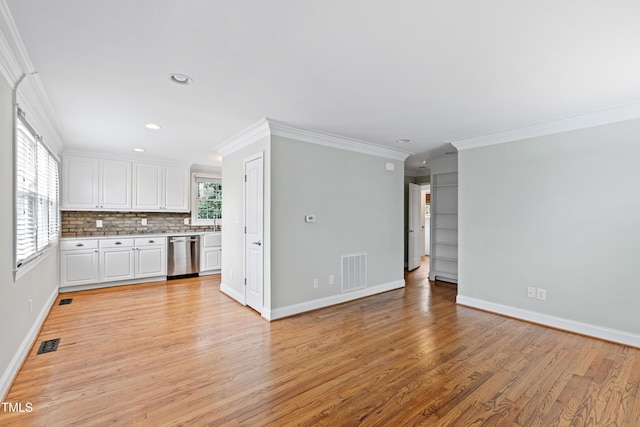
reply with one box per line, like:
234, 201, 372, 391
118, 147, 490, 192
167, 235, 200, 278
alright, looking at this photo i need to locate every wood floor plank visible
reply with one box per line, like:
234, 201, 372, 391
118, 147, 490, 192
1, 259, 639, 426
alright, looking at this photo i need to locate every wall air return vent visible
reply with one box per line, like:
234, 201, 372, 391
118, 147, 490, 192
341, 253, 367, 293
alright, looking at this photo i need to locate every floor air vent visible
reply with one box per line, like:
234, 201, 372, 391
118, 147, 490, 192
59, 298, 73, 305
37, 338, 60, 354
341, 253, 367, 293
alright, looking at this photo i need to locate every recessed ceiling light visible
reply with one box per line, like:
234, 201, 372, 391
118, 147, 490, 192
145, 123, 161, 130
133, 148, 145, 152
421, 160, 427, 164
396, 139, 411, 144
169, 73, 194, 85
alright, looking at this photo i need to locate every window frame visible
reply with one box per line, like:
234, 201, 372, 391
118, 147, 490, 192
14, 108, 60, 281
191, 173, 222, 226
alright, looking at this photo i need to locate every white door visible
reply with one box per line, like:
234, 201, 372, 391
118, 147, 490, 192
408, 183, 422, 271
245, 154, 264, 312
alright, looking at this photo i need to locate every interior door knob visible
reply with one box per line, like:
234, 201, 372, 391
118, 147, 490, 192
252, 240, 262, 246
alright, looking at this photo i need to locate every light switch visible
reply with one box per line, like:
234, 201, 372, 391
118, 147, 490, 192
141, 218, 147, 226
305, 215, 316, 223
385, 162, 395, 171
96, 220, 103, 228
184, 218, 190, 225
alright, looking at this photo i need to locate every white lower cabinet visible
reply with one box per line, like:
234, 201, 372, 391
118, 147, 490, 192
135, 237, 167, 278
201, 233, 222, 273
100, 239, 135, 282
60, 240, 99, 288
60, 236, 167, 289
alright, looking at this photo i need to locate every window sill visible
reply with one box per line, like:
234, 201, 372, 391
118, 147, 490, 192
14, 243, 58, 282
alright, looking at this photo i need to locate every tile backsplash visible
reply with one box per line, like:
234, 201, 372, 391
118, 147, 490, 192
61, 211, 218, 237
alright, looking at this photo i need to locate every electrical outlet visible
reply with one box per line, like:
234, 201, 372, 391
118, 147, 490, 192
527, 287, 536, 298
141, 218, 147, 226
96, 220, 103, 228
329, 275, 335, 285
536, 288, 547, 301
313, 278, 318, 289
184, 218, 189, 225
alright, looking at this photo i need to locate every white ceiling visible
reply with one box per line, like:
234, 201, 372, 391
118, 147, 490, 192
6, 0, 640, 174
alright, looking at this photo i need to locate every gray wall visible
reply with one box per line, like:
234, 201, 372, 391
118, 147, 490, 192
270, 136, 404, 308
458, 119, 640, 334
220, 135, 271, 310
0, 75, 60, 398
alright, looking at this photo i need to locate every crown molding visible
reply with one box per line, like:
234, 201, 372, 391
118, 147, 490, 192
0, 0, 65, 153
215, 118, 271, 157
267, 119, 411, 161
216, 117, 411, 161
451, 103, 640, 151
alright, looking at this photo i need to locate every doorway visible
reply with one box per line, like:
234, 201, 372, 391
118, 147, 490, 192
421, 184, 431, 256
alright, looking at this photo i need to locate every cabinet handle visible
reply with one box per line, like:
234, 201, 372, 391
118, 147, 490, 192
115, 241, 122, 245
149, 240, 154, 243
75, 243, 84, 247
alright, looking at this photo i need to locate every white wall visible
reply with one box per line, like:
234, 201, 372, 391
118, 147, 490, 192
458, 118, 640, 338
0, 75, 59, 399
270, 136, 404, 309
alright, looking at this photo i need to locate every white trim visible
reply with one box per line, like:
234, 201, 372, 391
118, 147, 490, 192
0, 2, 65, 153
220, 282, 245, 305
267, 118, 411, 161
14, 243, 58, 281
451, 103, 640, 151
215, 117, 411, 161
456, 295, 640, 349
264, 279, 405, 321
215, 119, 271, 157
0, 285, 57, 400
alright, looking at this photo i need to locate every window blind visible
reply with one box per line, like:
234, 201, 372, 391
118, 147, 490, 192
15, 112, 59, 268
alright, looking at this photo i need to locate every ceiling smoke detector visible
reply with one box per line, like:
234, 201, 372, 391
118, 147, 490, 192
169, 73, 194, 85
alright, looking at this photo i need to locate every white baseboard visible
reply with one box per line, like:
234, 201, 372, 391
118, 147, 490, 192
220, 282, 244, 305
267, 280, 405, 321
0, 286, 58, 400
457, 295, 640, 348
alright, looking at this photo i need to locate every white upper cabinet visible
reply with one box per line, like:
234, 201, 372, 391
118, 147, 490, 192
62, 154, 189, 212
62, 156, 99, 209
100, 160, 132, 209
163, 166, 190, 211
132, 162, 189, 212
62, 155, 131, 210
132, 163, 163, 210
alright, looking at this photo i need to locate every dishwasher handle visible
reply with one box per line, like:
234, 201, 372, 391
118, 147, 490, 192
169, 237, 199, 243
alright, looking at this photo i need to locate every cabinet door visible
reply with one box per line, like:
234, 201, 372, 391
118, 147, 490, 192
100, 248, 135, 282
60, 250, 99, 287
201, 247, 221, 272
135, 246, 167, 278
62, 156, 99, 209
132, 163, 162, 210
163, 166, 189, 211
100, 160, 131, 209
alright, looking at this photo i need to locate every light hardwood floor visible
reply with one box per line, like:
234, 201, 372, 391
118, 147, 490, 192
1, 259, 639, 426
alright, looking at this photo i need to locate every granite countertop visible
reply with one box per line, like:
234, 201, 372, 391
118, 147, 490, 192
60, 231, 221, 240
